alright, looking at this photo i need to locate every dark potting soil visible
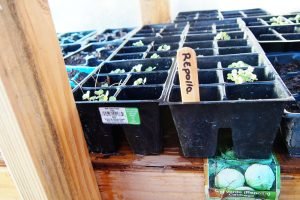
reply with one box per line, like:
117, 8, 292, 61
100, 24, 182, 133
67, 69, 78, 79
65, 54, 87, 65
274, 60, 300, 75
284, 75, 300, 94
74, 72, 89, 83
285, 103, 300, 113
65, 51, 105, 65
95, 31, 129, 42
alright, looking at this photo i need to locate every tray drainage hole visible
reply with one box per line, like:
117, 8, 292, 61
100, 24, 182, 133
217, 128, 233, 155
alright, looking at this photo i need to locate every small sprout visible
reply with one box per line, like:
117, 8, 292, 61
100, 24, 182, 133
228, 61, 250, 68
145, 66, 157, 72
82, 90, 117, 101
110, 68, 126, 74
215, 31, 231, 40
82, 91, 90, 100
270, 16, 289, 25
109, 96, 117, 101
133, 77, 147, 85
157, 44, 171, 51
289, 14, 300, 23
132, 40, 144, 47
150, 53, 161, 59
131, 64, 143, 72
94, 89, 104, 96
227, 66, 258, 84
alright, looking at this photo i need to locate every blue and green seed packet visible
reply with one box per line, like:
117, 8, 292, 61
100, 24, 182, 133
204, 150, 280, 200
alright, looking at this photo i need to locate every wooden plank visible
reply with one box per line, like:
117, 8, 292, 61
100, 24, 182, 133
94, 168, 300, 200
0, 1, 101, 199
91, 142, 300, 199
139, 0, 171, 25
0, 167, 20, 200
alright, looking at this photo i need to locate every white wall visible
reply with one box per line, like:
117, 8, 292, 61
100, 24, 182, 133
49, 0, 141, 33
49, 0, 300, 33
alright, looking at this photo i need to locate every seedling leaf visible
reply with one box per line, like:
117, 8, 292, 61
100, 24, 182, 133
132, 40, 144, 47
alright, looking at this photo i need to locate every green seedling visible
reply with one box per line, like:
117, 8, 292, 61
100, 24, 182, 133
227, 66, 258, 84
145, 66, 157, 72
132, 40, 144, 47
150, 53, 161, 59
131, 64, 143, 72
228, 61, 250, 68
289, 14, 300, 23
110, 68, 126, 74
82, 89, 116, 101
215, 31, 231, 40
133, 77, 147, 85
157, 44, 171, 51
270, 16, 289, 25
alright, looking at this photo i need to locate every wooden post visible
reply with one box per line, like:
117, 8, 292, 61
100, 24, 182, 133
0, 1, 101, 199
140, 0, 171, 24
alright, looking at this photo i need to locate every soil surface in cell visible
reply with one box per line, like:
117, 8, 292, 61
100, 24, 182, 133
274, 61, 300, 75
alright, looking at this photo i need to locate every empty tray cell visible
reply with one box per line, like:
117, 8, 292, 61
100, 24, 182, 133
100, 58, 173, 74
153, 37, 181, 44
83, 74, 127, 87
118, 46, 148, 54
133, 33, 157, 38
169, 85, 222, 102
223, 67, 275, 83
216, 27, 241, 32
188, 30, 213, 34
218, 46, 252, 55
227, 32, 244, 39
216, 24, 239, 30
283, 33, 300, 40
126, 71, 168, 85
183, 41, 213, 49
160, 31, 182, 36
111, 53, 144, 61
195, 48, 214, 56
152, 43, 179, 51
248, 21, 264, 26
217, 39, 248, 47
220, 53, 259, 67
73, 87, 117, 102
145, 51, 177, 58
258, 34, 281, 41
61, 44, 81, 57
273, 25, 296, 33
189, 26, 212, 32
117, 86, 163, 100
185, 35, 215, 42
225, 82, 287, 100
173, 70, 219, 85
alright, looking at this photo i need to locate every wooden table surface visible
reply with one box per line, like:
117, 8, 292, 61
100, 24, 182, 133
91, 137, 300, 200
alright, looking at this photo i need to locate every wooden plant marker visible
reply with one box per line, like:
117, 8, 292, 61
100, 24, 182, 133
176, 47, 200, 102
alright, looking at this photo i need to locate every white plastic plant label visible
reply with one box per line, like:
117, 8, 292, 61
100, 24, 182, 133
99, 107, 140, 125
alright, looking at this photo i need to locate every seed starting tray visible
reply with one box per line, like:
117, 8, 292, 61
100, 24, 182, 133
174, 8, 268, 23
58, 30, 96, 45
71, 19, 293, 158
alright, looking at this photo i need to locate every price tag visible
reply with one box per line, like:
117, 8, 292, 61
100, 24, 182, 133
99, 107, 140, 125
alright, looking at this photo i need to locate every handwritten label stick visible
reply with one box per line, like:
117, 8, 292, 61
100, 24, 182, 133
176, 47, 200, 102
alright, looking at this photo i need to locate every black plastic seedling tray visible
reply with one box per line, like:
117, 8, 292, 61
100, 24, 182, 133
267, 51, 300, 157
64, 41, 122, 66
61, 43, 81, 57
58, 30, 96, 45
174, 8, 268, 23
249, 24, 300, 45
162, 23, 294, 159
73, 57, 175, 155
86, 27, 135, 44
